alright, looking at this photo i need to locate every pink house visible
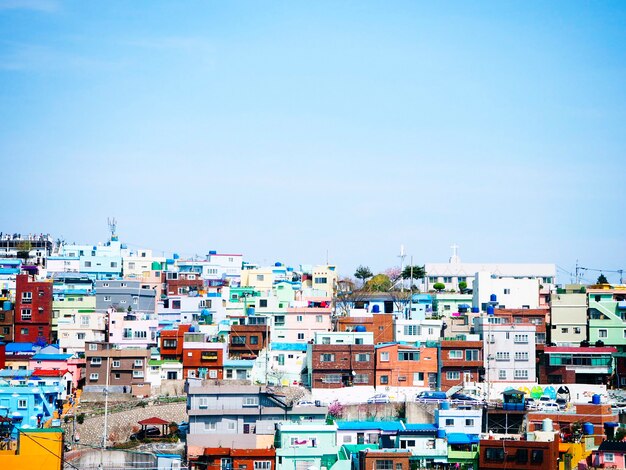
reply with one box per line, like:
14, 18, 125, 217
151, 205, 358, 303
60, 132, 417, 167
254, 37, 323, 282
28, 350, 82, 389
592, 441, 626, 468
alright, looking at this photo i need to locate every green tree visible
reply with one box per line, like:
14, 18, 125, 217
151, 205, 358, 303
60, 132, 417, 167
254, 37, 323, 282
597, 273, 609, 284
365, 274, 392, 292
433, 282, 445, 292
458, 281, 468, 293
401, 265, 426, 280
354, 265, 373, 286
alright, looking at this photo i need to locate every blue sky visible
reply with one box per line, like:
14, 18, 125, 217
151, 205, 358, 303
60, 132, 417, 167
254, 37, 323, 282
1, 1, 625, 283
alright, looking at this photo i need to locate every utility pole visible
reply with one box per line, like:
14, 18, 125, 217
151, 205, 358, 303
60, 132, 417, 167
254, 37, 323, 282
398, 245, 406, 292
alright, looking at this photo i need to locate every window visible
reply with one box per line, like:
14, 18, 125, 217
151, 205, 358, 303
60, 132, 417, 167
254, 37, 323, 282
324, 374, 341, 383
134, 330, 147, 339
22, 292, 32, 301
91, 357, 102, 365
84, 261, 92, 267
516, 449, 528, 464
297, 333, 304, 340
259, 299, 268, 307
277, 354, 285, 366
172, 300, 181, 309
90, 373, 99, 381
599, 329, 608, 338
496, 352, 510, 361
443, 277, 452, 283
429, 277, 437, 283
134, 359, 143, 367
561, 327, 569, 334
380, 375, 389, 385
398, 351, 420, 361
498, 370, 507, 380
18, 399, 27, 409
514, 334, 528, 343
445, 419, 454, 426
354, 374, 368, 384
515, 352, 529, 361
605, 453, 615, 463
531, 450, 543, 464
446, 371, 460, 380
355, 353, 370, 362
89, 344, 98, 351
163, 339, 177, 349
485, 448, 505, 462
320, 353, 335, 362
380, 351, 389, 362
133, 370, 144, 378
504, 288, 511, 294
465, 350, 479, 361
76, 332, 86, 340
254, 462, 271, 470
574, 327, 581, 334
375, 460, 393, 470
20, 328, 28, 335
514, 369, 529, 379
404, 325, 418, 336
449, 350, 463, 359
114, 373, 121, 379
296, 315, 303, 322
316, 315, 323, 323
250, 336, 259, 345
104, 296, 111, 301
113, 360, 120, 368
21, 309, 31, 320
314, 277, 327, 284
232, 336, 246, 345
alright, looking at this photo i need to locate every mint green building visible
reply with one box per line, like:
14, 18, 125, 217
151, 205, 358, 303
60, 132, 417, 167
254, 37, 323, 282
588, 288, 626, 351
275, 422, 340, 470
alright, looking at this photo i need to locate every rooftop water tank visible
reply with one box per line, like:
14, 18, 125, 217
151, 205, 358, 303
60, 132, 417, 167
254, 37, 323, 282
209, 250, 217, 255
592, 394, 601, 405
2, 301, 11, 311
275, 262, 282, 267
436, 429, 446, 439
372, 305, 380, 313
440, 401, 450, 410
490, 294, 497, 302
487, 305, 495, 315
583, 422, 594, 435
471, 307, 480, 313
542, 418, 553, 432
354, 325, 367, 332
247, 307, 255, 316
166, 259, 174, 265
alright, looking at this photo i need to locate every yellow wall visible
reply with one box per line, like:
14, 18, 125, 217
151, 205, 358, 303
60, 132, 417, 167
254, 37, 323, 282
0, 429, 64, 470
559, 441, 591, 470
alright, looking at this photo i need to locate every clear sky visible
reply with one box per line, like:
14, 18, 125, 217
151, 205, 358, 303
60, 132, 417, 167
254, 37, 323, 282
1, 1, 625, 283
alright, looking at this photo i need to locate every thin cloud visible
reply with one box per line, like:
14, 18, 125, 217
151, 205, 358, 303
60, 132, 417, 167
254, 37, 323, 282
0, 0, 60, 12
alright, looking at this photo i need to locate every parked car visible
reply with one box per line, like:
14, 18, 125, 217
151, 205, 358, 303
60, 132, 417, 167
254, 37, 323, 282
525, 398, 538, 410
451, 393, 481, 402
415, 391, 448, 402
130, 426, 161, 440
555, 398, 568, 411
367, 393, 390, 404
539, 402, 560, 413
295, 400, 316, 407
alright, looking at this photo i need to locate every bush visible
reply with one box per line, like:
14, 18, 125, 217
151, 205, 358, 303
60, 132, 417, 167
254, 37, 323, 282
76, 413, 85, 425
433, 283, 445, 292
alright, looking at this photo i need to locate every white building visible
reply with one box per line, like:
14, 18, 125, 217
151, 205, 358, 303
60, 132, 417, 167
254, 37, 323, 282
422, 245, 556, 293
436, 407, 483, 435
57, 312, 107, 354
472, 271, 541, 310
394, 318, 443, 343
474, 316, 537, 383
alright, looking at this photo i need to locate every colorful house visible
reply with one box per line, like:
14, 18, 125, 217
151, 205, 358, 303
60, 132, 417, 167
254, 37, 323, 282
274, 422, 340, 470
0, 383, 62, 432
0, 427, 64, 470
591, 440, 626, 469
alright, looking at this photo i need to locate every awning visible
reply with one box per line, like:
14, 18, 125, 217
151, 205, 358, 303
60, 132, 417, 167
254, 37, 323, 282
458, 304, 470, 309
446, 433, 478, 445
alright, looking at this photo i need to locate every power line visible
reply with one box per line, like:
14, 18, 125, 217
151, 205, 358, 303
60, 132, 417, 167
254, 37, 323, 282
16, 427, 81, 470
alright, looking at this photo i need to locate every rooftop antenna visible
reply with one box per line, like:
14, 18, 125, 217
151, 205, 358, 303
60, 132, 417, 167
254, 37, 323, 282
107, 217, 118, 241
398, 244, 406, 292
450, 243, 460, 264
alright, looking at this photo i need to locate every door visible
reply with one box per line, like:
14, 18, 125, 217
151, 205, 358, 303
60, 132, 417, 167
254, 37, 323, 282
463, 371, 472, 383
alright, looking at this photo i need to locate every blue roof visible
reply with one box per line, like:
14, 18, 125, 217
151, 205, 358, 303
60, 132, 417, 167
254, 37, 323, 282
446, 433, 480, 445
5, 342, 35, 353
31, 353, 72, 361
0, 370, 34, 378
336, 421, 405, 432
271, 343, 308, 352
403, 424, 438, 433
223, 360, 255, 368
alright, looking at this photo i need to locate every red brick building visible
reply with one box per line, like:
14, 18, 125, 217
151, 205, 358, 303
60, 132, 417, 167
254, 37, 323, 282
440, 339, 483, 391
192, 447, 275, 470
160, 324, 192, 361
358, 449, 411, 470
162, 272, 203, 296
479, 434, 560, 470
374, 343, 438, 388
14, 274, 53, 343
229, 323, 269, 360
309, 344, 375, 388
337, 314, 394, 344
182, 343, 226, 379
